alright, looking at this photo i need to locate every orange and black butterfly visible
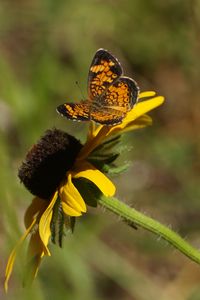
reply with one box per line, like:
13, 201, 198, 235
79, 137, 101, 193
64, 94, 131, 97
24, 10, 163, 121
57, 48, 139, 125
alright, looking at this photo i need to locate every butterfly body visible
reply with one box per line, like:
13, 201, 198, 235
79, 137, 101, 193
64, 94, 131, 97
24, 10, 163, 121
57, 48, 139, 125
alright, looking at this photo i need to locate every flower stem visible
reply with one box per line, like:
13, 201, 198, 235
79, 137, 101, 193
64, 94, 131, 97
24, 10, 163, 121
99, 196, 200, 265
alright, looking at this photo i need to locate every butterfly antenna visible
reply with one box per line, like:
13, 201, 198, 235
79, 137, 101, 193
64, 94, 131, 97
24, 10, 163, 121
75, 81, 85, 100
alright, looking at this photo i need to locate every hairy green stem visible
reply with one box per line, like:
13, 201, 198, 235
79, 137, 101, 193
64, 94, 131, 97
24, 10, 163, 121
99, 196, 200, 265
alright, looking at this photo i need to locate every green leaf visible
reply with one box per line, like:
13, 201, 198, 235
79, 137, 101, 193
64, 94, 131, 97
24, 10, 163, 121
70, 216, 76, 233
88, 153, 119, 169
105, 163, 130, 175
51, 196, 60, 245
51, 197, 71, 247
92, 135, 121, 153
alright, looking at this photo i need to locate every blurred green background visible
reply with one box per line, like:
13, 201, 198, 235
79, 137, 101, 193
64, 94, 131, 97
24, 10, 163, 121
1, 0, 200, 299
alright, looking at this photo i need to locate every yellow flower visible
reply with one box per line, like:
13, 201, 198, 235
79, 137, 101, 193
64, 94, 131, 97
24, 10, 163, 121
78, 91, 164, 160
5, 91, 164, 292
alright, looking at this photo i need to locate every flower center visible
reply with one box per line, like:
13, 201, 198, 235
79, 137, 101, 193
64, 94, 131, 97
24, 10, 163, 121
18, 128, 82, 200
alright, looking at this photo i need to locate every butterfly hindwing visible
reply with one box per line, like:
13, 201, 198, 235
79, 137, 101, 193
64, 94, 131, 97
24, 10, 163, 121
98, 76, 139, 112
90, 107, 124, 125
57, 102, 90, 121
89, 76, 139, 125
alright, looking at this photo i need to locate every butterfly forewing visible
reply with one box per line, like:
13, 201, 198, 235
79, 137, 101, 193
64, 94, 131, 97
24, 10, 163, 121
88, 48, 123, 100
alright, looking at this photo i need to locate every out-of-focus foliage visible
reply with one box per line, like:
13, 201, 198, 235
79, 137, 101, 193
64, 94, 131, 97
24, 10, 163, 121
1, 0, 200, 299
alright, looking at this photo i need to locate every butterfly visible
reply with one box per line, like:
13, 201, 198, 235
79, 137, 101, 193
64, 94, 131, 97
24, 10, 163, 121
57, 48, 139, 125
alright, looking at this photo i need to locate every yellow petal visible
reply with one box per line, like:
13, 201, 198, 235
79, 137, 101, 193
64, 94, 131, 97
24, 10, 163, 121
60, 173, 86, 216
28, 230, 46, 258
24, 253, 43, 287
62, 202, 82, 216
91, 123, 104, 138
111, 114, 153, 135
103, 96, 164, 138
39, 191, 58, 256
4, 217, 37, 292
77, 126, 108, 161
73, 161, 116, 196
24, 232, 46, 286
124, 96, 165, 124
88, 121, 97, 139
24, 197, 48, 229
138, 91, 156, 99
